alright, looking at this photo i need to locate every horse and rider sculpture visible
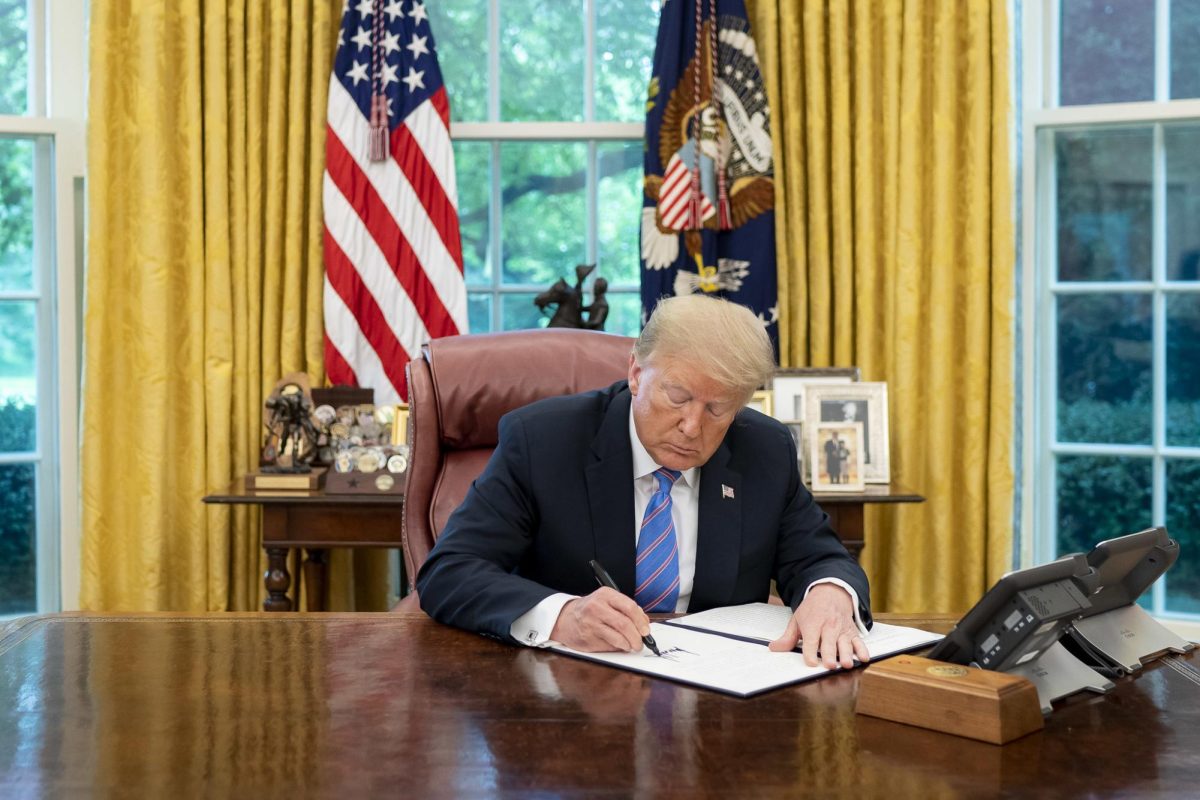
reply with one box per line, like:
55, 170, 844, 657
533, 263, 609, 330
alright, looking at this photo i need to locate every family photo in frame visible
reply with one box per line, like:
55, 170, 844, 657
802, 382, 890, 483
761, 367, 891, 486
809, 421, 866, 492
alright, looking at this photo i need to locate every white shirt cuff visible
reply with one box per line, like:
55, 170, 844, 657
804, 578, 869, 635
509, 592, 577, 647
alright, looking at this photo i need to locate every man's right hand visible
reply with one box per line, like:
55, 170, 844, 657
550, 587, 650, 652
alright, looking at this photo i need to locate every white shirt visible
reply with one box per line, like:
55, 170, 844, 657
509, 408, 865, 646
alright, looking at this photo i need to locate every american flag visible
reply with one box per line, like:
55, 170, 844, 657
324, 0, 467, 403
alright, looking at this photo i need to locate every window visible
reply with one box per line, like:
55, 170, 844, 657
0, 2, 85, 614
429, 0, 660, 337
1023, 0, 1200, 620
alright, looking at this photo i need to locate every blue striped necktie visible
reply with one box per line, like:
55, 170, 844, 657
636, 467, 682, 612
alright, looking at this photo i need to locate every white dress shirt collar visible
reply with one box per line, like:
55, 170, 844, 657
628, 407, 698, 488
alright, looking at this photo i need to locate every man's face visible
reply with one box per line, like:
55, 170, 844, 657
628, 353, 741, 471
842, 402, 857, 421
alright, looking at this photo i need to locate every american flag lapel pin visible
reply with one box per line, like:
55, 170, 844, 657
721, 484, 735, 499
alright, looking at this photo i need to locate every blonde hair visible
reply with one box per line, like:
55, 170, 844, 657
633, 295, 774, 401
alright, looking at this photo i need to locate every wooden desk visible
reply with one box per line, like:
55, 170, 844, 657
813, 483, 924, 560
202, 481, 404, 612
2, 612, 1196, 798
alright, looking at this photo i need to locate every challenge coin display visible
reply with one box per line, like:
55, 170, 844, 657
317, 399, 409, 495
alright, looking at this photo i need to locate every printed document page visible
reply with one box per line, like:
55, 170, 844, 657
664, 602, 944, 660
547, 604, 943, 697
548, 623, 833, 697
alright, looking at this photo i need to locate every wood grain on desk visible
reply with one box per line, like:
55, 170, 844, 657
1, 612, 1196, 798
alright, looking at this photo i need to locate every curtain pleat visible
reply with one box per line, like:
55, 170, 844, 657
82, 0, 388, 611
749, 0, 1014, 612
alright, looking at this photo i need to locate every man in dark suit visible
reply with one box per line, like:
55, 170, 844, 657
418, 295, 871, 669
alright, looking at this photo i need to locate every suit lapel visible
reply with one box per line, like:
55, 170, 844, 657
691, 440, 741, 609
585, 389, 638, 594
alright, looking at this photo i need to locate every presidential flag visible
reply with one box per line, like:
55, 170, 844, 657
324, 0, 468, 403
640, 0, 778, 351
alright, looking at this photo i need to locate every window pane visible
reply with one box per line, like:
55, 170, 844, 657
1171, 0, 1200, 99
0, 463, 36, 614
1166, 459, 1200, 614
1059, 0, 1154, 105
1164, 125, 1200, 281
454, 141, 491, 284
501, 292, 547, 331
427, 0, 488, 122
1057, 294, 1152, 444
0, 301, 35, 453
500, 142, 586, 285
0, 0, 27, 115
604, 291, 642, 337
467, 292, 492, 333
1056, 455, 1152, 558
597, 141, 643, 287
1055, 128, 1153, 282
0, 138, 35, 291
595, 0, 659, 121
500, 0, 583, 121
1167, 295, 1200, 447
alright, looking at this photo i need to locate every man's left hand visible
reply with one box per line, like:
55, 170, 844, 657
768, 583, 869, 669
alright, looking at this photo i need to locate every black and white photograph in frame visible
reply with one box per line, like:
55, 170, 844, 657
769, 367, 860, 424
809, 421, 865, 492
802, 382, 889, 483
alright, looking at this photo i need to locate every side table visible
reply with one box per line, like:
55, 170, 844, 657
202, 480, 405, 611
812, 483, 924, 561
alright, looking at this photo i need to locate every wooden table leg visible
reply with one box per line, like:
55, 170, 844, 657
826, 504, 865, 562
303, 549, 328, 612
264, 547, 292, 611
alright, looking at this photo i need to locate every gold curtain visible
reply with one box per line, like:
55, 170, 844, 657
748, 0, 1014, 612
82, 0, 388, 611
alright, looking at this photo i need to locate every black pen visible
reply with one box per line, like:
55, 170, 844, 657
589, 559, 663, 656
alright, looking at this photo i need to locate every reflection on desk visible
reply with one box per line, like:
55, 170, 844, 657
0, 612, 1196, 798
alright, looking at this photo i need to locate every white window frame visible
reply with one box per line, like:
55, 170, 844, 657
1020, 0, 1200, 631
0, 1, 87, 614
449, 0, 645, 333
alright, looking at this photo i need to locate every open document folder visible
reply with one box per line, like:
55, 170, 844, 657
548, 602, 944, 698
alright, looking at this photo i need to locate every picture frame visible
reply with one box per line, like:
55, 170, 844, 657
769, 367, 859, 425
391, 404, 410, 446
745, 389, 774, 417
802, 382, 890, 483
783, 420, 804, 475
809, 421, 866, 492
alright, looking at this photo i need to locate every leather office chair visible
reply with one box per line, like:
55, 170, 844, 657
398, 328, 635, 607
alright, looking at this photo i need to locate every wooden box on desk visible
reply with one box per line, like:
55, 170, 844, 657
855, 654, 1043, 745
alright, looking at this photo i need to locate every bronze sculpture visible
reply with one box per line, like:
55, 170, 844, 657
533, 264, 608, 330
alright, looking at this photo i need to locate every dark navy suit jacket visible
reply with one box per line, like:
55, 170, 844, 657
416, 381, 871, 643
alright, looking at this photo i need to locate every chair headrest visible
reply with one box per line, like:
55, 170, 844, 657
425, 328, 635, 449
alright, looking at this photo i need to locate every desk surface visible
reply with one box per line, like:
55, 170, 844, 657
2, 612, 1196, 798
